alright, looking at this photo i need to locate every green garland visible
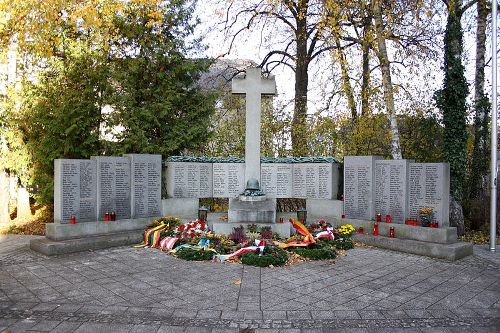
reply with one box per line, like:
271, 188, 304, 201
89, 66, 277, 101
176, 248, 213, 261
240, 246, 288, 267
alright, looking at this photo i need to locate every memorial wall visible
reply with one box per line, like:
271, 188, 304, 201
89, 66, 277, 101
54, 154, 162, 224
344, 156, 450, 225
165, 158, 339, 200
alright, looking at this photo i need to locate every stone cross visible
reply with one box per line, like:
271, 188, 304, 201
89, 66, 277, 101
232, 67, 277, 188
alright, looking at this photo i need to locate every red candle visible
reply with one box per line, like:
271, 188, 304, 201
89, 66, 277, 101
373, 223, 379, 236
376, 214, 382, 222
413, 219, 417, 226
104, 211, 110, 222
111, 211, 116, 221
386, 215, 391, 223
434, 222, 439, 228
359, 227, 364, 234
70, 215, 76, 224
389, 227, 395, 238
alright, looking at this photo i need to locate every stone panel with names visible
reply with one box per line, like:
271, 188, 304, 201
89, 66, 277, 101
344, 156, 380, 220
261, 164, 293, 198
375, 160, 409, 224
166, 162, 213, 198
93, 156, 131, 220
292, 164, 335, 199
409, 163, 450, 226
54, 159, 97, 223
125, 154, 162, 218
212, 163, 245, 197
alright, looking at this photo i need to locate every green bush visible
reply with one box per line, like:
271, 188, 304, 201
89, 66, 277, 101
292, 247, 337, 260
176, 248, 213, 261
240, 246, 288, 267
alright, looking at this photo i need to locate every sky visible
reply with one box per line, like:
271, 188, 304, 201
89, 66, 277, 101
193, 0, 499, 123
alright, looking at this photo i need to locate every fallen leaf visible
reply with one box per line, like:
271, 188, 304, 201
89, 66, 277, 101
233, 279, 241, 285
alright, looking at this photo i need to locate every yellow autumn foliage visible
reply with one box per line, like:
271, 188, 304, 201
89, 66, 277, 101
0, 0, 163, 57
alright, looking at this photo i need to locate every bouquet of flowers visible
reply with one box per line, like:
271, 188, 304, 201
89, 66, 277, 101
418, 208, 433, 227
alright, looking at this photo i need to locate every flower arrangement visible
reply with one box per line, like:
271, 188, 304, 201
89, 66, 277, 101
172, 220, 209, 243
308, 220, 332, 233
418, 208, 434, 227
337, 224, 355, 236
140, 215, 358, 266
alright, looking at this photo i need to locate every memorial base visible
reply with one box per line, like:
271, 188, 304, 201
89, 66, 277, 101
46, 218, 156, 241
335, 218, 457, 244
30, 230, 142, 256
228, 198, 276, 224
352, 234, 472, 261
162, 198, 199, 219
306, 199, 343, 221
212, 222, 291, 237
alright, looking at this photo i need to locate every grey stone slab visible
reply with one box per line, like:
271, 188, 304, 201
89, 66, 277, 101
166, 161, 213, 198
344, 156, 381, 220
351, 234, 472, 261
93, 156, 131, 220
212, 163, 245, 197
409, 163, 450, 227
292, 163, 338, 199
54, 159, 97, 223
375, 159, 410, 224
125, 154, 162, 218
30, 230, 143, 256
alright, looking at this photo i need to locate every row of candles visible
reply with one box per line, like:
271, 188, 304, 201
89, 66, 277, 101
70, 211, 117, 224
358, 224, 396, 238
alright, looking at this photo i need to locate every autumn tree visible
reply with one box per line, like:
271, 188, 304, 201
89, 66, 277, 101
1, 0, 216, 205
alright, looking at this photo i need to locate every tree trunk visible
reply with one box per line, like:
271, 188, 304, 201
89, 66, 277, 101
450, 196, 465, 236
0, 169, 10, 224
291, 0, 309, 157
335, 38, 357, 120
469, 0, 490, 201
373, 0, 402, 159
361, 14, 372, 117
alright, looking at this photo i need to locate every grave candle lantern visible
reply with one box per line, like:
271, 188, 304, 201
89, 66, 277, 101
373, 223, 379, 236
296, 207, 307, 223
359, 227, 364, 234
389, 227, 395, 238
376, 214, 382, 222
386, 215, 391, 223
198, 206, 209, 222
406, 218, 411, 225
341, 214, 345, 219
70, 215, 76, 224
413, 219, 417, 226
104, 211, 110, 222
110, 211, 116, 221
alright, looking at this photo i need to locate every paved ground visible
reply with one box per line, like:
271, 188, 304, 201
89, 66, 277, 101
0, 234, 499, 333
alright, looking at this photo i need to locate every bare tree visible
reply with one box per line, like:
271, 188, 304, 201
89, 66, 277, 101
220, 0, 337, 156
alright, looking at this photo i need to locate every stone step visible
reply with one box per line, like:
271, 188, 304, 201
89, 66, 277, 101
30, 230, 143, 256
331, 218, 458, 244
352, 234, 472, 261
